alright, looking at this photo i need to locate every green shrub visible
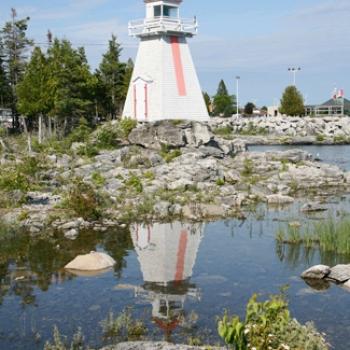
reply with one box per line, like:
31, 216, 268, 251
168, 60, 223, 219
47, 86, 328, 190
316, 134, 326, 142
216, 178, 225, 186
125, 174, 143, 193
91, 171, 106, 187
76, 143, 99, 158
241, 158, 254, 177
213, 126, 233, 138
96, 128, 119, 149
65, 180, 101, 220
119, 118, 137, 138
160, 144, 182, 163
68, 122, 92, 143
218, 290, 328, 350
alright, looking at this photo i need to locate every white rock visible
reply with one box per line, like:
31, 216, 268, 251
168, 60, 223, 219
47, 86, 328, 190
64, 251, 116, 271
266, 194, 294, 205
301, 265, 331, 280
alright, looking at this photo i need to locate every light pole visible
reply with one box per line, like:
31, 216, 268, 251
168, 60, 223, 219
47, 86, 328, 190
288, 67, 301, 86
236, 76, 240, 116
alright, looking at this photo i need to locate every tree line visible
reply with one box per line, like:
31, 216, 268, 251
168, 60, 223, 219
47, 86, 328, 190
0, 8, 133, 141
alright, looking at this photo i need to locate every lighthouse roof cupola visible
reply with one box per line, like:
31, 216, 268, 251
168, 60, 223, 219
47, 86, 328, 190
129, 0, 197, 38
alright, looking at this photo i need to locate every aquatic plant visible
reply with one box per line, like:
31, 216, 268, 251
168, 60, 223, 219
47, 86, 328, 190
276, 216, 350, 255
218, 289, 329, 350
44, 326, 85, 350
100, 308, 147, 341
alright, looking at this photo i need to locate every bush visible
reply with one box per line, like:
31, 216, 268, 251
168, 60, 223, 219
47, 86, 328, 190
119, 118, 137, 138
160, 144, 182, 163
96, 128, 119, 149
65, 180, 101, 220
218, 290, 328, 350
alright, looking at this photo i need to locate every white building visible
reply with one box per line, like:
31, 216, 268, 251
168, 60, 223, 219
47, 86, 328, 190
123, 0, 209, 122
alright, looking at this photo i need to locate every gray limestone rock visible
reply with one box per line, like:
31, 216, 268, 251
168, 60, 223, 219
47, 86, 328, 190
327, 264, 350, 283
301, 265, 331, 280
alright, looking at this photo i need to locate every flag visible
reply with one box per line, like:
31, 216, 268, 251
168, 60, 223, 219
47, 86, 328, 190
337, 89, 344, 99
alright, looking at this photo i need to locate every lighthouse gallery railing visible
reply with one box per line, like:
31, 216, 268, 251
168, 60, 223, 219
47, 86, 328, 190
128, 17, 198, 37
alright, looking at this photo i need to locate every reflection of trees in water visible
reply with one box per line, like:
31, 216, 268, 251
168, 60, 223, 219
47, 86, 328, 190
276, 242, 350, 268
0, 227, 133, 306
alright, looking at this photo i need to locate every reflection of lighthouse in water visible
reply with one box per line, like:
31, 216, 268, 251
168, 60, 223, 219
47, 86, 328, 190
130, 222, 204, 339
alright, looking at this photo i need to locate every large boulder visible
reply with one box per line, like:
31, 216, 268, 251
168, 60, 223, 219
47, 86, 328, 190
64, 251, 116, 271
301, 265, 331, 280
128, 125, 159, 149
327, 264, 350, 283
156, 123, 186, 148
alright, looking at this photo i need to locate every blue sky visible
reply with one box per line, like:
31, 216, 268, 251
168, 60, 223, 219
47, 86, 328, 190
1, 0, 349, 106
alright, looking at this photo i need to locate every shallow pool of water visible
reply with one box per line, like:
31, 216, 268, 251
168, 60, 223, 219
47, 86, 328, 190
249, 144, 350, 171
1, 198, 350, 349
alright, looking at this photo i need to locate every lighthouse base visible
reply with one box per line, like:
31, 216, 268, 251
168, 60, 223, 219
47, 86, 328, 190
123, 35, 209, 122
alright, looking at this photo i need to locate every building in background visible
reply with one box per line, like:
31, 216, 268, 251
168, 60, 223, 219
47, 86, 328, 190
123, 0, 209, 122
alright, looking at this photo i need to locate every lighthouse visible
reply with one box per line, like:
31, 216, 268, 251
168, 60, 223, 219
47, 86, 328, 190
123, 0, 209, 122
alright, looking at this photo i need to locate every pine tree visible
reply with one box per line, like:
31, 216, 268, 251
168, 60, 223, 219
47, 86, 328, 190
46, 39, 96, 136
1, 8, 33, 127
212, 80, 236, 117
17, 47, 49, 144
98, 35, 126, 119
203, 92, 211, 114
0, 39, 11, 107
280, 86, 305, 116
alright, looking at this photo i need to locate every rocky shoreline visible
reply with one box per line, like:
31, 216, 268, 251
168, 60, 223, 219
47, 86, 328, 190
1, 119, 350, 238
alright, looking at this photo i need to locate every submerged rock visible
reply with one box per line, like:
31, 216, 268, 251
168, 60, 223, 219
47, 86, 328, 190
266, 194, 294, 205
301, 202, 328, 213
64, 251, 116, 271
301, 265, 331, 280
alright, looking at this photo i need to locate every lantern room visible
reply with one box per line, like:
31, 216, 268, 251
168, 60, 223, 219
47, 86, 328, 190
145, 0, 181, 19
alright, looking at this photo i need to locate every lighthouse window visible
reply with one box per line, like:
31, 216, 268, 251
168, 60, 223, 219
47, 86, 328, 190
154, 5, 161, 17
163, 5, 177, 17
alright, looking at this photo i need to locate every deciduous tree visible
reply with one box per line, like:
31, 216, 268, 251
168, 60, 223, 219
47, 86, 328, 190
280, 86, 305, 116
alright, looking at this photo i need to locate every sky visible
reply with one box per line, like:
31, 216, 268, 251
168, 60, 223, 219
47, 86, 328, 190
0, 0, 349, 106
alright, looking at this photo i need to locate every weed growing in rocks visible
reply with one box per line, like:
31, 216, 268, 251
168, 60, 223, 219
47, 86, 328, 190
218, 289, 328, 350
241, 158, 254, 177
160, 144, 182, 163
91, 171, 106, 187
119, 118, 137, 138
100, 308, 147, 342
213, 126, 233, 139
63, 179, 101, 220
125, 174, 143, 193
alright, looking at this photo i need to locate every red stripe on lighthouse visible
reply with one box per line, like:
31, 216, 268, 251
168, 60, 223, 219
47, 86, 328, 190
174, 230, 188, 281
170, 36, 187, 96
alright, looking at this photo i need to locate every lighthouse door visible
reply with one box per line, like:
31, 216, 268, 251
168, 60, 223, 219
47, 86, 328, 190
133, 78, 150, 121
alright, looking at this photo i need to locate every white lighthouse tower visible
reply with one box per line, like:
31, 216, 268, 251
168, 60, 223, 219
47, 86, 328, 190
123, 0, 209, 122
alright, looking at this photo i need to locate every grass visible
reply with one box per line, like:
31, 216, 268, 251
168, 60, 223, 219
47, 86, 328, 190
240, 158, 254, 177
160, 144, 182, 163
213, 126, 233, 138
276, 216, 350, 255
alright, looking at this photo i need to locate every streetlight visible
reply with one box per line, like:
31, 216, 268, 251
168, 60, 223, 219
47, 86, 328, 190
236, 76, 240, 116
288, 67, 301, 86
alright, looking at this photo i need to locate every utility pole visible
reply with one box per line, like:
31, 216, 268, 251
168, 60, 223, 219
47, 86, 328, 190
236, 76, 240, 116
288, 67, 301, 86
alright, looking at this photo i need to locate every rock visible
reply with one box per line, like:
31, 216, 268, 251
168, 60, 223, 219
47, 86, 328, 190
327, 264, 350, 283
153, 201, 171, 217
128, 125, 158, 149
156, 123, 185, 148
301, 202, 328, 213
61, 220, 80, 230
303, 278, 331, 291
65, 251, 116, 271
198, 146, 224, 159
301, 265, 331, 280
192, 122, 212, 146
266, 194, 294, 205
64, 229, 79, 240
100, 342, 225, 350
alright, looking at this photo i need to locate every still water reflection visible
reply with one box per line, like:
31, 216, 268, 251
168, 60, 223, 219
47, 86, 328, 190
1, 200, 350, 349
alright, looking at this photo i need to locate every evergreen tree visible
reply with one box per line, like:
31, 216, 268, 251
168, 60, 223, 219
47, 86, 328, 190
244, 102, 255, 115
0, 40, 11, 107
280, 86, 305, 116
46, 39, 96, 135
98, 35, 126, 119
17, 47, 49, 143
1, 8, 33, 127
213, 80, 236, 117
203, 91, 211, 114
121, 58, 134, 103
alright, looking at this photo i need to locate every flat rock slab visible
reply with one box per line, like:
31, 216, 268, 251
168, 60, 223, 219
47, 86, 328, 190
100, 342, 224, 350
301, 202, 328, 213
327, 264, 350, 283
65, 251, 115, 271
301, 265, 331, 280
